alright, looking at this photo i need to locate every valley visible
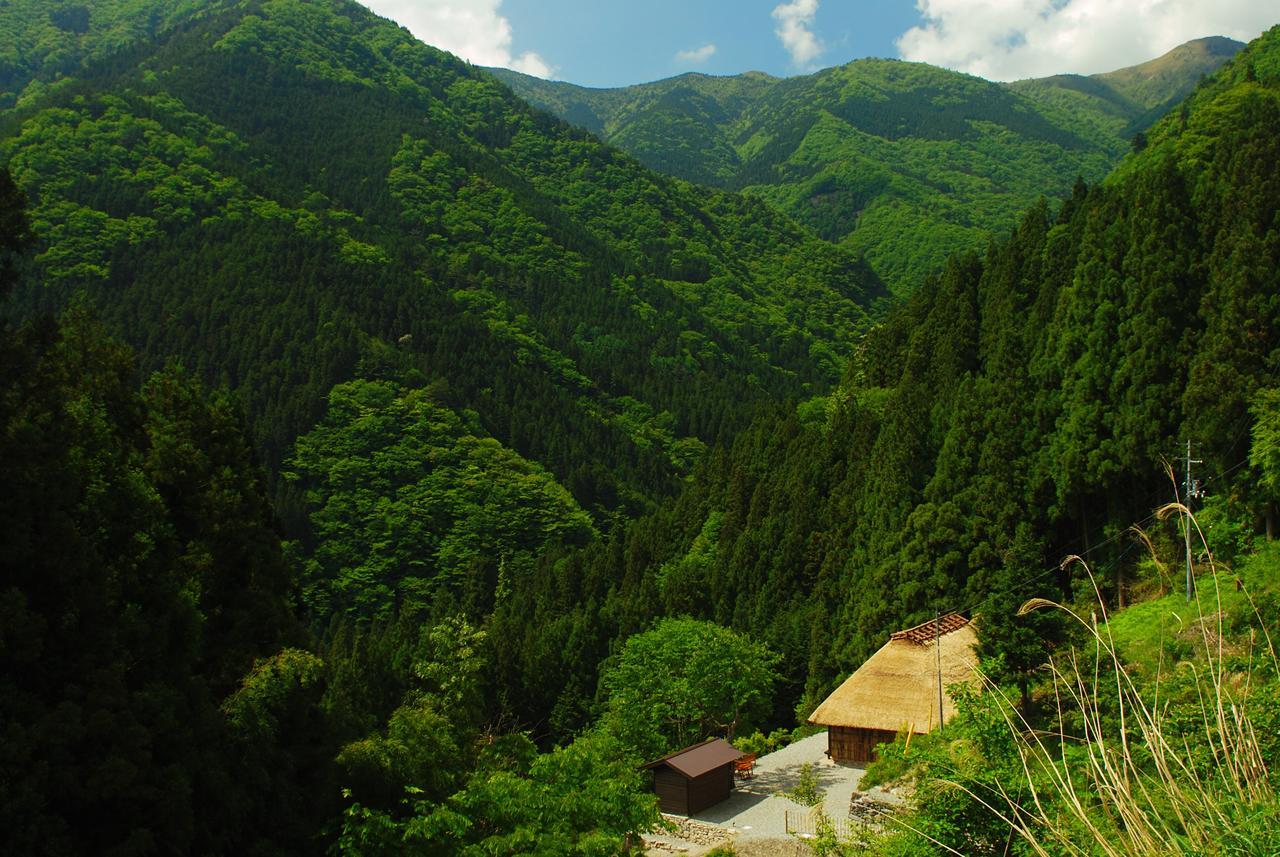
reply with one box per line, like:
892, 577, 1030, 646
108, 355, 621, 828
1, 1, 1278, 854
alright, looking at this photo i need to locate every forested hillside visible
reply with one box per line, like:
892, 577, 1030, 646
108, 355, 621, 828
492, 37, 1239, 291
4, 0, 1280, 853
0, 0, 209, 107
489, 24, 1280, 739
1, 0, 885, 613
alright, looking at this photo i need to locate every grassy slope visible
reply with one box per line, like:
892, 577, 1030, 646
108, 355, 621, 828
1106, 542, 1280, 676
1098, 36, 1245, 109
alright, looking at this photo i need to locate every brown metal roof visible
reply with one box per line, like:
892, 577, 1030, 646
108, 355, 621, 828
890, 612, 970, 645
641, 738, 741, 779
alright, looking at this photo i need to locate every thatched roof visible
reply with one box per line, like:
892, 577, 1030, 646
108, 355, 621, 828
808, 614, 979, 734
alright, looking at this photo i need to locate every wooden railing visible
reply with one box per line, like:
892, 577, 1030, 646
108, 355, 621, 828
783, 808, 860, 840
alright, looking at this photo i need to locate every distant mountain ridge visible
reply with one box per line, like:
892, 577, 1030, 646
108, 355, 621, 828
1010, 36, 1245, 142
490, 37, 1242, 291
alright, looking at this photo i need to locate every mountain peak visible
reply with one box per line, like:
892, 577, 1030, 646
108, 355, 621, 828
1093, 35, 1245, 109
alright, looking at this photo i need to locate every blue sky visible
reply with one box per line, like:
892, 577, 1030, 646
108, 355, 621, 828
360, 1, 1277, 86
501, 1, 920, 87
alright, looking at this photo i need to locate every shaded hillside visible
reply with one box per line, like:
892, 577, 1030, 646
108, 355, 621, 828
492, 39, 1239, 292
489, 26, 1280, 738
0, 194, 657, 857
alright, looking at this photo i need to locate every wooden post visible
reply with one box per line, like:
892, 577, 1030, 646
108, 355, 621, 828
935, 611, 944, 731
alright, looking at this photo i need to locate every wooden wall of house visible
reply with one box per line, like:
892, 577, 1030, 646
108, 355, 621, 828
828, 726, 899, 763
651, 763, 734, 815
685, 763, 733, 814
653, 767, 689, 815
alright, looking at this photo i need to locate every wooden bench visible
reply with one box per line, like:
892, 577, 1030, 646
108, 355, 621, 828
734, 753, 756, 778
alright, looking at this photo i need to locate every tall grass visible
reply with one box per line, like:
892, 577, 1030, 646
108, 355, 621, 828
977, 503, 1280, 856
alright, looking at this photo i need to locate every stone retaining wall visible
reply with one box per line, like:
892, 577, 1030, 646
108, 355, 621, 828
643, 814, 735, 852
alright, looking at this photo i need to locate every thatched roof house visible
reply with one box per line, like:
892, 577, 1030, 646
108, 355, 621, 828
808, 613, 979, 763
640, 738, 741, 815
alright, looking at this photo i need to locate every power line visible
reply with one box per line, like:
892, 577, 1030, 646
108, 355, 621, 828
1183, 440, 1204, 602
947, 450, 1258, 617
946, 508, 1162, 620
1201, 454, 1251, 488
942, 457, 1262, 620
1037, 480, 1172, 563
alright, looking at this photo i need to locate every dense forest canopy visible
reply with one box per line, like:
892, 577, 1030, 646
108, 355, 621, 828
2, 0, 1280, 853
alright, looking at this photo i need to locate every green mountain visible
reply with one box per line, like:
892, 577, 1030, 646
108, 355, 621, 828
491, 25, 1280, 737
491, 39, 1240, 291
1097, 35, 1244, 106
0, 0, 885, 605
4, 0, 1280, 851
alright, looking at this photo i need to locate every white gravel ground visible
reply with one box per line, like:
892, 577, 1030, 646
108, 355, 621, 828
697, 731, 865, 838
644, 730, 904, 854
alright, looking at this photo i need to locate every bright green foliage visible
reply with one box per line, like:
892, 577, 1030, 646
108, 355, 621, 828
0, 0, 208, 108
868, 688, 1036, 856
337, 731, 659, 856
221, 647, 336, 848
335, 616, 486, 806
287, 378, 596, 620
6, 6, 1280, 855
332, 616, 658, 855
494, 44, 1234, 293
1251, 389, 1280, 497
338, 699, 467, 809
734, 725, 809, 757
875, 546, 1280, 857
1251, 388, 1280, 538
598, 617, 779, 759
787, 762, 822, 807
222, 647, 325, 745
799, 811, 871, 857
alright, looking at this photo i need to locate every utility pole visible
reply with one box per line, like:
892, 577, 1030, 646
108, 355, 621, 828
1183, 440, 1203, 602
935, 610, 944, 731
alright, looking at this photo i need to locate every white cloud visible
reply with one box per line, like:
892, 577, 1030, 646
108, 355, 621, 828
897, 0, 1275, 81
360, 0, 554, 78
772, 0, 824, 68
676, 43, 718, 65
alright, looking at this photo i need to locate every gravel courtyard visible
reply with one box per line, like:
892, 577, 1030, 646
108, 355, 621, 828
643, 731, 903, 855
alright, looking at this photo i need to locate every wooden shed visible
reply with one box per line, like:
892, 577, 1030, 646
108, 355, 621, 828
808, 613, 979, 763
640, 738, 741, 815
